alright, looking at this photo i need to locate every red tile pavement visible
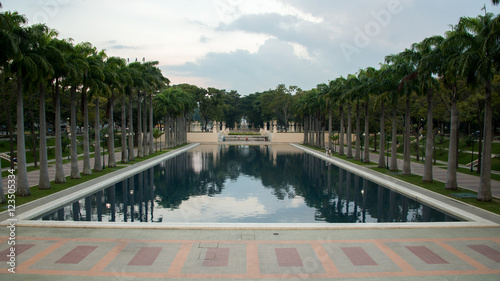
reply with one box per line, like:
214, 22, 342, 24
275, 248, 303, 267
342, 247, 378, 266
55, 245, 98, 264
406, 246, 449, 265
202, 248, 229, 267
0, 244, 34, 261
127, 247, 162, 266
468, 245, 500, 263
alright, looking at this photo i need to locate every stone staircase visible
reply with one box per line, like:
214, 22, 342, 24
222, 135, 269, 142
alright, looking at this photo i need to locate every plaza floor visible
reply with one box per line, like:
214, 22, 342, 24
1, 227, 500, 280
1, 143, 500, 280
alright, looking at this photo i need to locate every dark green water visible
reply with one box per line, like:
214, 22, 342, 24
35, 145, 460, 223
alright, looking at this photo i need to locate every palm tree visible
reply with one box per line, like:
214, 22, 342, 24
30, 24, 61, 188
355, 67, 377, 163
387, 51, 418, 176
380, 63, 402, 172
155, 87, 193, 148
412, 36, 444, 182
91, 50, 107, 172
64, 41, 87, 179
4, 12, 41, 195
449, 13, 498, 201
344, 74, 359, 159
75, 42, 104, 175
319, 83, 334, 151
442, 24, 469, 190
48, 38, 73, 183
145, 62, 169, 153
119, 62, 134, 163
103, 56, 127, 168
375, 65, 392, 168
331, 77, 347, 156
127, 61, 146, 160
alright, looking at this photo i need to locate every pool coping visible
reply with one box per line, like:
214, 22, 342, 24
2, 143, 499, 229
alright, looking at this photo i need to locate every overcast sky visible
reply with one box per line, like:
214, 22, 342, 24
2, 0, 499, 95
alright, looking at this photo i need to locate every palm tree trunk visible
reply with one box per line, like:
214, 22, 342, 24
445, 86, 458, 190
303, 117, 307, 144
355, 100, 361, 161
316, 114, 321, 148
478, 80, 492, 201
39, 83, 50, 189
363, 100, 370, 163
70, 86, 80, 179
402, 95, 411, 176
339, 105, 344, 156
143, 94, 148, 156
328, 108, 333, 150
390, 109, 398, 171
128, 92, 135, 161
54, 79, 66, 183
138, 93, 143, 158
121, 94, 128, 163
149, 94, 154, 154
0, 156, 4, 202
94, 97, 102, 171
378, 99, 385, 168
108, 97, 116, 167
82, 88, 92, 175
476, 106, 483, 174
165, 115, 170, 148
347, 103, 353, 158
16, 74, 30, 195
423, 88, 434, 182
165, 116, 170, 148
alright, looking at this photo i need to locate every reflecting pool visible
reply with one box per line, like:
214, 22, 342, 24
34, 145, 460, 223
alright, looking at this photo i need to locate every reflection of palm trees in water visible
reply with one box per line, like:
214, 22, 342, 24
41, 146, 457, 223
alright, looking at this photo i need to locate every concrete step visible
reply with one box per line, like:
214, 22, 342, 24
223, 135, 268, 142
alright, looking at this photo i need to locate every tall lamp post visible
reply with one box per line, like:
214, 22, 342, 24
470, 132, 476, 173
360, 133, 364, 162
386, 134, 390, 169
104, 133, 109, 169
67, 133, 71, 161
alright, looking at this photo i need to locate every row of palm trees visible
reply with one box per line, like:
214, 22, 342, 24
154, 87, 196, 148
295, 12, 499, 202
0, 10, 175, 200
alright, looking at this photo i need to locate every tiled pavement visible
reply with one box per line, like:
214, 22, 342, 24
1, 228, 500, 280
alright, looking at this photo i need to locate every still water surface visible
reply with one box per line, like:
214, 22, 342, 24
35, 145, 459, 223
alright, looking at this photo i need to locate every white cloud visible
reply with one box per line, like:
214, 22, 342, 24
2, 0, 499, 94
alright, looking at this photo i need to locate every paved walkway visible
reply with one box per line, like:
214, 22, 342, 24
1, 227, 500, 280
